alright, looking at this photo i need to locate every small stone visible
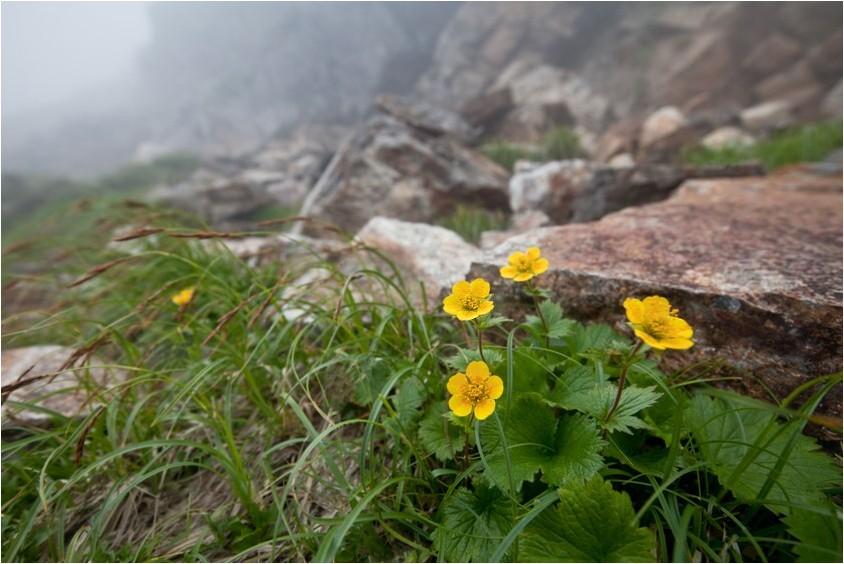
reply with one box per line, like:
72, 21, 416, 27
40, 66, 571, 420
701, 126, 755, 150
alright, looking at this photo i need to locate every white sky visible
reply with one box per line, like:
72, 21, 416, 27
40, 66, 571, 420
2, 1, 152, 116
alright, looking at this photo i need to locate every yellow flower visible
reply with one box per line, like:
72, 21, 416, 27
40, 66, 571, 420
623, 296, 693, 350
442, 278, 494, 321
172, 287, 195, 306
500, 247, 549, 282
447, 361, 504, 420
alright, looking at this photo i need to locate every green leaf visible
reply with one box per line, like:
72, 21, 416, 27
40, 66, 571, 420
548, 365, 606, 410
519, 477, 655, 562
418, 402, 469, 462
525, 300, 576, 340
443, 348, 504, 374
391, 376, 426, 428
510, 348, 553, 396
432, 483, 514, 562
481, 396, 605, 490
352, 360, 391, 406
565, 323, 620, 355
687, 395, 840, 515
784, 505, 843, 562
585, 384, 662, 434
541, 413, 606, 486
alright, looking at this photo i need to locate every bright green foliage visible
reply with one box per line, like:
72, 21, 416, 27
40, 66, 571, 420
524, 300, 576, 342
784, 506, 843, 562
565, 322, 620, 355
479, 142, 541, 172
435, 203, 509, 245
540, 125, 586, 160
481, 396, 605, 490
548, 365, 605, 409
585, 384, 662, 434
682, 119, 842, 170
687, 395, 841, 515
432, 484, 514, 562
390, 376, 427, 429
519, 477, 655, 562
418, 402, 468, 462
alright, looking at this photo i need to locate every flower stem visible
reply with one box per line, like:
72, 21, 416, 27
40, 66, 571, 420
463, 414, 474, 469
527, 280, 549, 347
474, 319, 487, 363
606, 340, 644, 422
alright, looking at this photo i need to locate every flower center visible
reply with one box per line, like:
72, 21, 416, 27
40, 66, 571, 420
516, 257, 531, 272
459, 294, 481, 311
644, 317, 671, 339
463, 381, 489, 404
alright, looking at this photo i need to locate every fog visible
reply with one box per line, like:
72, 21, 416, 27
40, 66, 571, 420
2, 2, 151, 117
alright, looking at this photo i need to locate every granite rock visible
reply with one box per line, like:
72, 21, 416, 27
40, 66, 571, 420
296, 116, 509, 237
471, 174, 842, 420
2, 345, 119, 426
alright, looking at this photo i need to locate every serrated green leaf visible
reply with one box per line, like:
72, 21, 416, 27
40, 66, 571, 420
784, 505, 843, 562
432, 483, 514, 562
540, 413, 606, 486
481, 396, 605, 490
418, 402, 470, 462
688, 395, 841, 515
586, 384, 662, 434
443, 349, 504, 374
548, 365, 606, 410
565, 323, 620, 355
519, 477, 655, 562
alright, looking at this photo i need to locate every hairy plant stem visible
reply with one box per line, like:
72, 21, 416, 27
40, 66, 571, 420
606, 340, 645, 421
527, 280, 549, 347
463, 415, 474, 469
474, 319, 487, 363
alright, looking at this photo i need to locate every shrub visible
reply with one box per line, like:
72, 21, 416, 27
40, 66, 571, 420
540, 125, 586, 160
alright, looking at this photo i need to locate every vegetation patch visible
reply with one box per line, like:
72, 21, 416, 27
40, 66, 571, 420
2, 206, 841, 562
683, 120, 842, 170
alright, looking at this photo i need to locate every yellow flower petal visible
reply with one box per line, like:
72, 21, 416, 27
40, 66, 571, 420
466, 361, 490, 381
443, 295, 463, 316
658, 337, 694, 350
447, 373, 467, 395
500, 265, 518, 279
643, 295, 672, 318
623, 298, 644, 324
469, 278, 490, 298
634, 329, 665, 350
452, 280, 471, 296
526, 247, 541, 260
473, 398, 496, 420
667, 317, 694, 339
485, 375, 504, 400
449, 395, 473, 417
456, 309, 480, 321
513, 272, 533, 282
508, 252, 525, 267
172, 287, 195, 306
531, 257, 549, 275
476, 300, 494, 317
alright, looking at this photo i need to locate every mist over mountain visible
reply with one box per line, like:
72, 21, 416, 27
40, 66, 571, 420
2, 1, 840, 178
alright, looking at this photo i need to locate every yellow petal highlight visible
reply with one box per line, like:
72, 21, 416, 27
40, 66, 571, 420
466, 361, 490, 380
526, 247, 541, 260
447, 373, 467, 395
442, 295, 462, 316
500, 265, 518, 279
486, 376, 504, 400
476, 301, 494, 316
473, 399, 496, 420
623, 298, 644, 324
452, 280, 471, 296
470, 278, 490, 297
531, 258, 549, 275
449, 395, 473, 417
172, 287, 195, 306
